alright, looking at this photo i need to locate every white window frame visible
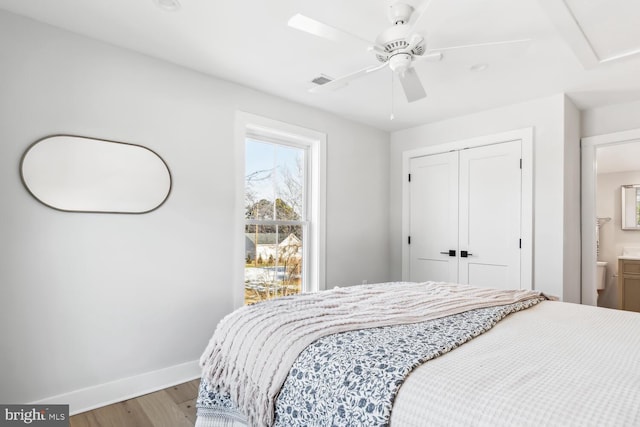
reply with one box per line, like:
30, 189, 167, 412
234, 112, 326, 308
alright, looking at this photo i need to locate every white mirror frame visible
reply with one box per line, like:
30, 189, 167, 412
20, 135, 172, 214
621, 185, 640, 230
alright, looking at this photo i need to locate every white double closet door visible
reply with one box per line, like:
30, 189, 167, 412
408, 141, 522, 290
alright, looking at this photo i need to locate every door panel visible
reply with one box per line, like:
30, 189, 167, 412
458, 142, 521, 289
409, 152, 458, 283
467, 263, 509, 289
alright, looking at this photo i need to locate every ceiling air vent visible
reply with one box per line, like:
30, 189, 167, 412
311, 75, 333, 85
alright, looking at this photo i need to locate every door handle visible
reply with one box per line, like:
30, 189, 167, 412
440, 250, 456, 257
460, 250, 474, 258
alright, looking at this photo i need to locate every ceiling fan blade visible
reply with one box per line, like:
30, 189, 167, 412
288, 13, 373, 48
431, 38, 531, 52
398, 67, 427, 103
408, 0, 434, 33
309, 62, 388, 93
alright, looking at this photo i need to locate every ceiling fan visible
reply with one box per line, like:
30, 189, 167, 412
288, 1, 529, 103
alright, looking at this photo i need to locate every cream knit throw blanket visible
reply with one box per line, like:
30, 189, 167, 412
200, 281, 547, 427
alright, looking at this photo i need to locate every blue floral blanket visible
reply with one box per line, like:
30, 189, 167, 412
196, 297, 542, 426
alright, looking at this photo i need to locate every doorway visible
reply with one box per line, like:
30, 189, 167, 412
581, 128, 640, 307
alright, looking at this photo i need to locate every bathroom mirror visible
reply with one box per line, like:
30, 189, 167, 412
621, 184, 640, 230
21, 135, 171, 214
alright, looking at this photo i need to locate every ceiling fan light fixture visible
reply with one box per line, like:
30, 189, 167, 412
389, 53, 412, 74
153, 0, 181, 12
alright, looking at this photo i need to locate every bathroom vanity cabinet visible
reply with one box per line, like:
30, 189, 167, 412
618, 258, 640, 312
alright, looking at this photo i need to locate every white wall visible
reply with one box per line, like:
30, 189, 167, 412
0, 10, 390, 410
563, 96, 582, 303
582, 100, 640, 137
390, 94, 581, 301
596, 171, 640, 309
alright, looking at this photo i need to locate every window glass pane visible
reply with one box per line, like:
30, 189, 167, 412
275, 145, 305, 221
245, 139, 275, 220
244, 224, 303, 305
245, 139, 305, 222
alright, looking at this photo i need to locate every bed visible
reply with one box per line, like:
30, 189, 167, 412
196, 282, 640, 426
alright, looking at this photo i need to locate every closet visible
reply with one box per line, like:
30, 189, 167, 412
407, 140, 525, 290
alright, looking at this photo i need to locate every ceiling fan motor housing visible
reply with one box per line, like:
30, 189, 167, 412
375, 24, 425, 62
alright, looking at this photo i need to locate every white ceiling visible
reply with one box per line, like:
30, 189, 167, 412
563, 0, 640, 62
1, 0, 640, 131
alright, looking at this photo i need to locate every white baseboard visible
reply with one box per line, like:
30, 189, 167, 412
31, 359, 202, 416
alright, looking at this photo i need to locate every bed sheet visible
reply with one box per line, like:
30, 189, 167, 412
391, 301, 640, 426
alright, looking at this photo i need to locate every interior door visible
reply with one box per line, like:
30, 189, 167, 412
458, 141, 522, 289
408, 152, 458, 282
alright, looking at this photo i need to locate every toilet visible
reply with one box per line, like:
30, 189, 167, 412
596, 261, 608, 291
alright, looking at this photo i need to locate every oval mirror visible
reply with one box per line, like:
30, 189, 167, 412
21, 135, 171, 214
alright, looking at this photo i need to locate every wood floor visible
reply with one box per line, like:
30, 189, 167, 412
69, 379, 200, 427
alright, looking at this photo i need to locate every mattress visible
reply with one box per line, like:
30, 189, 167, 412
197, 292, 640, 426
390, 301, 640, 426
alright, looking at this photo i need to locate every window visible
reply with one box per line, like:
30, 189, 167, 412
245, 139, 306, 304
236, 113, 325, 306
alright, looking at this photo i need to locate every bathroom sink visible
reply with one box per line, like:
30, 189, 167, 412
619, 247, 640, 260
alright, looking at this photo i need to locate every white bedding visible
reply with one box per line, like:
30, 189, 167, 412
199, 282, 544, 426
197, 299, 640, 426
391, 301, 640, 426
